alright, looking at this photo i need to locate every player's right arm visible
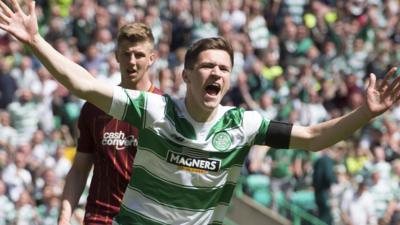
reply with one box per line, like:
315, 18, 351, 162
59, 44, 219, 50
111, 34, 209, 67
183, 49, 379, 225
59, 103, 96, 225
58, 152, 93, 225
0, 0, 112, 112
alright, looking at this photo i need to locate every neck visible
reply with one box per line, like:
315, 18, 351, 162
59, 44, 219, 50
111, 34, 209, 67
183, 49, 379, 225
184, 97, 218, 123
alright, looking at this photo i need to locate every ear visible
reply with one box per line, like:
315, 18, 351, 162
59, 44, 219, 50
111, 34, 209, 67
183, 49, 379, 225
115, 50, 120, 63
182, 69, 190, 84
148, 52, 156, 66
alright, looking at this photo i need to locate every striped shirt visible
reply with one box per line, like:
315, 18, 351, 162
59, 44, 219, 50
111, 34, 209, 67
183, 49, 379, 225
78, 85, 161, 224
109, 86, 279, 225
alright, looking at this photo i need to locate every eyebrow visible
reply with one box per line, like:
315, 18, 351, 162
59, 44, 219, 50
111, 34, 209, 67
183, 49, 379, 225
198, 62, 231, 70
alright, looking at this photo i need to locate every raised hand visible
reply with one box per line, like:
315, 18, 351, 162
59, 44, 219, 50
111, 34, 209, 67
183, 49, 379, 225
365, 67, 400, 117
0, 0, 38, 44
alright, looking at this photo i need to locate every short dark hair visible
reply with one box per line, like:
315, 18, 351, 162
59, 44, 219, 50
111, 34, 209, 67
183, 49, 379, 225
117, 22, 154, 47
184, 37, 234, 70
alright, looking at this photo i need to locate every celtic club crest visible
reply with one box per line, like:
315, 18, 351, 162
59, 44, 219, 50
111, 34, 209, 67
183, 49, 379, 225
212, 131, 232, 151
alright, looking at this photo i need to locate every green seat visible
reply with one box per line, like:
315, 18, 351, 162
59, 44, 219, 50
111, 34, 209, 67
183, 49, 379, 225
245, 174, 270, 193
253, 189, 272, 207
245, 175, 272, 207
290, 190, 316, 211
65, 102, 80, 121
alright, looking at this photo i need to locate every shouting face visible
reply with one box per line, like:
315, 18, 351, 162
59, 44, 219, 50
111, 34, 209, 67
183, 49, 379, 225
183, 49, 232, 121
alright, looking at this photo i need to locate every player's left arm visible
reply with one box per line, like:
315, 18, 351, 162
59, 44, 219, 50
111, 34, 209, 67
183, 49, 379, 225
289, 68, 400, 151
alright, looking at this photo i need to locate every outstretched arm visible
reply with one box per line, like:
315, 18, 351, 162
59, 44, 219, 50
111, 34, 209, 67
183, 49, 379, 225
289, 68, 400, 151
0, 0, 112, 112
58, 152, 93, 225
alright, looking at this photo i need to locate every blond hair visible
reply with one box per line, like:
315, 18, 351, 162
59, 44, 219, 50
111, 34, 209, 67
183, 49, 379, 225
117, 22, 154, 47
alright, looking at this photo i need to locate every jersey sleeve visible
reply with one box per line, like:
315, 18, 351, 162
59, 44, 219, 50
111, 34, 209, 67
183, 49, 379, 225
243, 110, 292, 148
108, 86, 146, 128
242, 110, 270, 145
77, 103, 95, 153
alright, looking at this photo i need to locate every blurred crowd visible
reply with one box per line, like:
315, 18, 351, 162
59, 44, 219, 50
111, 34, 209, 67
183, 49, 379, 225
0, 0, 400, 224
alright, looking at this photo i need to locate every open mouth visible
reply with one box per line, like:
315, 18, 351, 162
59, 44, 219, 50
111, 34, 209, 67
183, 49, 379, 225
127, 68, 137, 74
205, 83, 221, 96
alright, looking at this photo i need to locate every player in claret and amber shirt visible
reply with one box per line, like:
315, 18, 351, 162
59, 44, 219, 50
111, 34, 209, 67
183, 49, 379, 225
58, 23, 161, 225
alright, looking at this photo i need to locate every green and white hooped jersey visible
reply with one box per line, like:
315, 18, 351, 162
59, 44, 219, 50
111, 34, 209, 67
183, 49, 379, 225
109, 86, 270, 225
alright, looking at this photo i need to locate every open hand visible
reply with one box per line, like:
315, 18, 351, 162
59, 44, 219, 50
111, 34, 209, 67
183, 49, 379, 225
365, 67, 400, 117
0, 0, 38, 44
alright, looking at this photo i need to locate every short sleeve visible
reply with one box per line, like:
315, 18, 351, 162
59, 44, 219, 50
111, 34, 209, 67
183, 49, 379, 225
242, 110, 271, 145
243, 110, 292, 148
109, 86, 131, 120
108, 86, 146, 128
